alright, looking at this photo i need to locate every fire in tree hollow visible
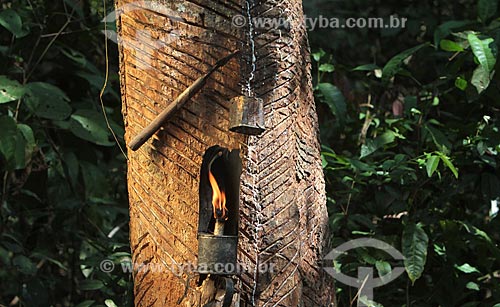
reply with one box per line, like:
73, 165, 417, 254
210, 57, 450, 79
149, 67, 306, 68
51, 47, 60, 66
208, 169, 227, 226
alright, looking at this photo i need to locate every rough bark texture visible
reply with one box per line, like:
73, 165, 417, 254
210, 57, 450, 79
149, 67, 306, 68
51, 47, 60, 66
116, 0, 335, 306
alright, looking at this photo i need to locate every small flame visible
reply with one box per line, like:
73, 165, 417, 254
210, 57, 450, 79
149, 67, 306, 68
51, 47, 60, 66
208, 170, 227, 220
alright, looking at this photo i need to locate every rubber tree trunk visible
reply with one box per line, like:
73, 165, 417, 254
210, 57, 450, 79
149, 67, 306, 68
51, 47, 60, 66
115, 0, 335, 306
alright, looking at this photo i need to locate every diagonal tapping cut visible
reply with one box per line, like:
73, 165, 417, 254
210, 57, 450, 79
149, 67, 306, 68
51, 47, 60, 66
128, 50, 240, 151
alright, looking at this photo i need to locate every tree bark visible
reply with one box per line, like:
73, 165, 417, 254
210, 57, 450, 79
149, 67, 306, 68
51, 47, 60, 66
115, 0, 335, 306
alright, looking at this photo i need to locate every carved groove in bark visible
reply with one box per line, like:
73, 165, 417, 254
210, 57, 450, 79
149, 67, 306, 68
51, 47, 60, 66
116, 0, 335, 306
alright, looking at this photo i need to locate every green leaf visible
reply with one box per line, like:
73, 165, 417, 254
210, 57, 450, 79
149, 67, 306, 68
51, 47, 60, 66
382, 43, 428, 84
466, 282, 480, 291
471, 65, 491, 94
455, 263, 480, 274
25, 82, 72, 120
79, 280, 105, 290
18, 124, 36, 154
467, 33, 497, 73
375, 260, 392, 283
0, 116, 26, 170
440, 39, 464, 52
0, 115, 18, 163
423, 124, 452, 153
402, 223, 429, 284
426, 155, 440, 177
0, 75, 25, 103
318, 83, 347, 127
352, 64, 380, 71
433, 243, 446, 256
319, 63, 335, 72
321, 154, 328, 168
437, 152, 458, 179
312, 49, 325, 62
63, 151, 79, 187
455, 76, 468, 90
75, 301, 95, 307
31, 252, 68, 271
360, 140, 378, 159
75, 71, 106, 92
5, 127, 29, 170
360, 131, 396, 159
14, 129, 28, 168
13, 255, 37, 275
60, 47, 89, 67
105, 299, 118, 307
434, 20, 473, 47
478, 0, 498, 22
358, 296, 384, 307
378, 131, 397, 145
0, 246, 9, 265
69, 109, 114, 146
460, 221, 494, 244
0, 9, 26, 38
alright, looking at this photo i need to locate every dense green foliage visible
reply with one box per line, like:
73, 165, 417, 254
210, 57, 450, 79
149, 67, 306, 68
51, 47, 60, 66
306, 0, 500, 306
1, 0, 499, 306
0, 1, 131, 306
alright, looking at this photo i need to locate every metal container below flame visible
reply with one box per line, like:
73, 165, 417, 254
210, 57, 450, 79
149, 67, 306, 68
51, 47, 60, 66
197, 233, 238, 275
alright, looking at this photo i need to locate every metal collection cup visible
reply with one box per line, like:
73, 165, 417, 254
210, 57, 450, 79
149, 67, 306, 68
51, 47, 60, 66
229, 95, 265, 135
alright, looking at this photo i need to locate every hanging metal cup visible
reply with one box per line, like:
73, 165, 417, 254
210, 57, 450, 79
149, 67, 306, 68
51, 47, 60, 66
229, 95, 265, 135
